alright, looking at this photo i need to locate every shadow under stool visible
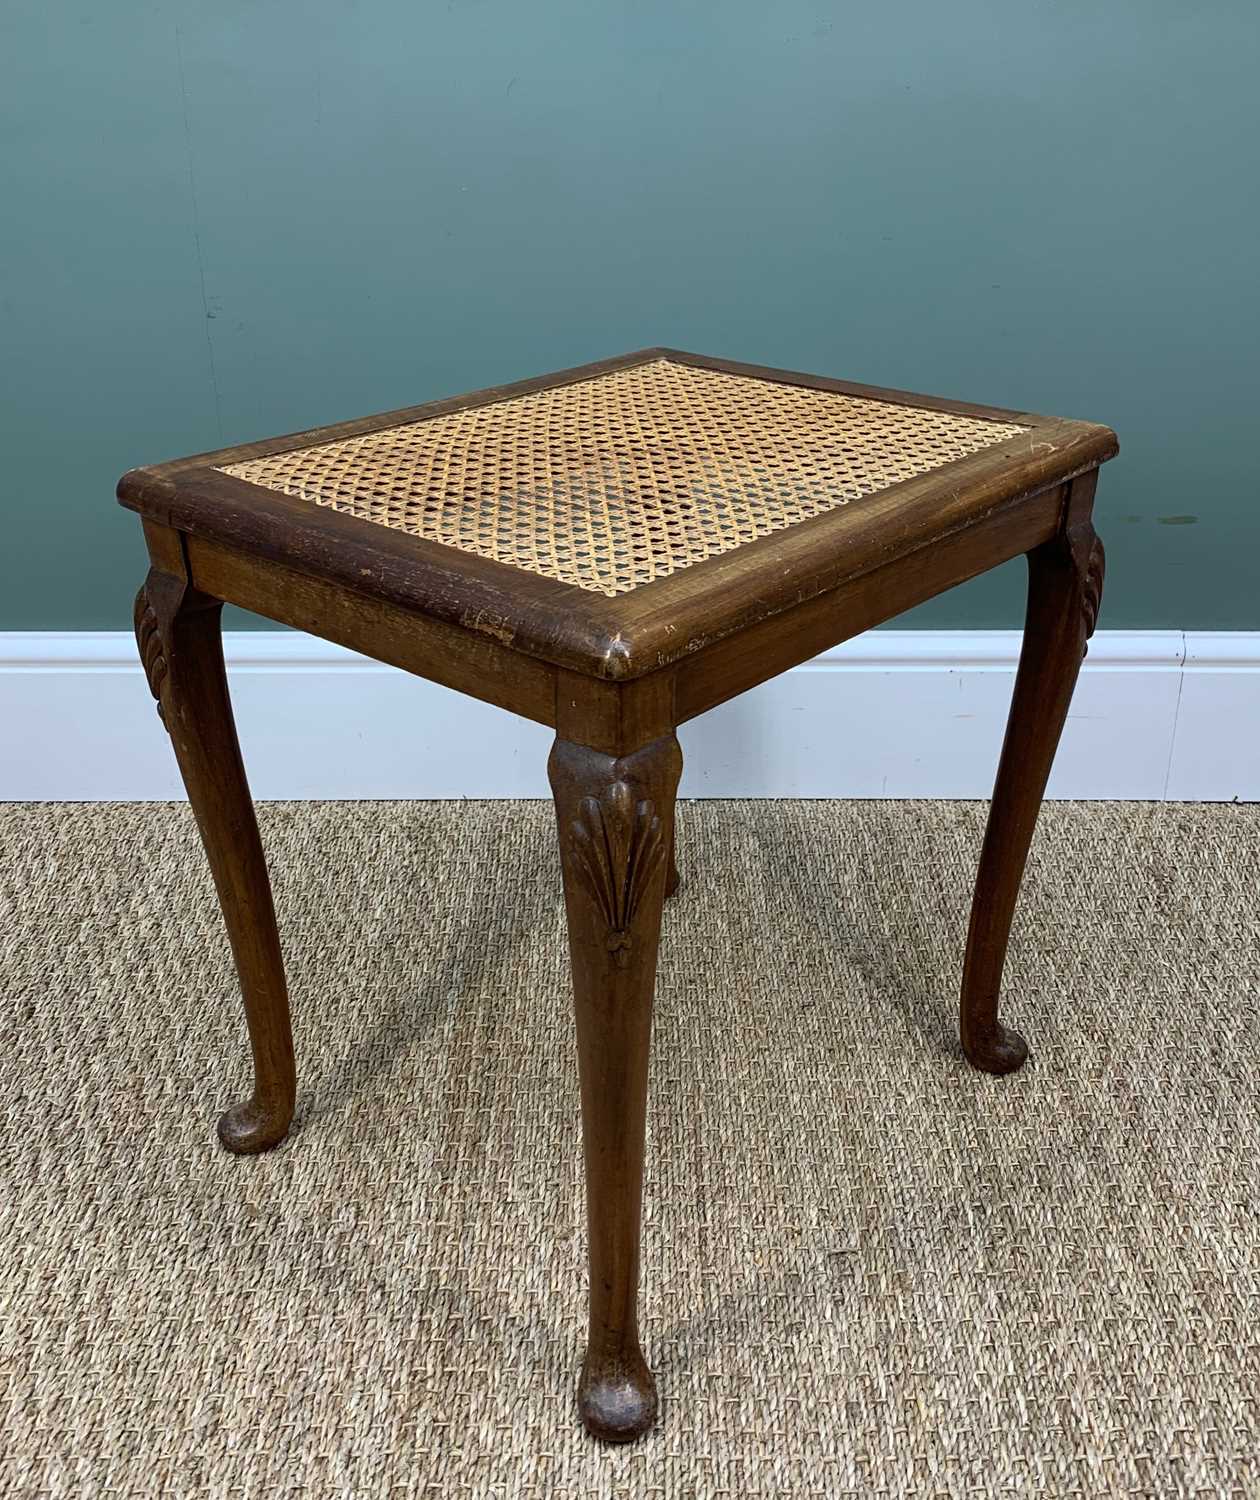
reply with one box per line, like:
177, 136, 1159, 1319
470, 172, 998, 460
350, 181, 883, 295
118, 347, 1117, 1442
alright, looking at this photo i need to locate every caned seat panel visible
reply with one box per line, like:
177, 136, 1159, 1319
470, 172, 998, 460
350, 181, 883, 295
217, 358, 1029, 598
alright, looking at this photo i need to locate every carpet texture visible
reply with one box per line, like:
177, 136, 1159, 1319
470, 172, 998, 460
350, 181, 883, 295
1, 800, 1257, 1497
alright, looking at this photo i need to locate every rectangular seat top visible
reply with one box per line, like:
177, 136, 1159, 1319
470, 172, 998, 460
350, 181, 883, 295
118, 348, 1117, 680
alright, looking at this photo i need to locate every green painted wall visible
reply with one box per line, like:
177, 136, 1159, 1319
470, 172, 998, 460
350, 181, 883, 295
3, 2, 1257, 631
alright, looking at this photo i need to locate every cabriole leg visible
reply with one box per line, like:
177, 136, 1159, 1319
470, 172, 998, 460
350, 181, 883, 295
960, 475, 1105, 1073
549, 731, 682, 1441
136, 550, 296, 1152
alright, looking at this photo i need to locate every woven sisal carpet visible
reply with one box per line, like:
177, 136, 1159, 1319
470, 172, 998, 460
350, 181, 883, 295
2, 800, 1257, 1497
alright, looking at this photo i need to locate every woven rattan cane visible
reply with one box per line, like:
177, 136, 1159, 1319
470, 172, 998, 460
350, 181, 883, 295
218, 359, 1029, 597
118, 346, 1117, 1445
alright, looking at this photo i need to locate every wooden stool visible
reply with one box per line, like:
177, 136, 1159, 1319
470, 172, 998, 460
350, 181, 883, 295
118, 348, 1117, 1441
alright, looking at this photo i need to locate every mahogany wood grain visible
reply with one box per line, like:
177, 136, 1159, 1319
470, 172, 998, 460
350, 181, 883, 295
135, 532, 296, 1152
673, 481, 1066, 723
548, 732, 683, 1442
960, 473, 1105, 1073
188, 536, 558, 730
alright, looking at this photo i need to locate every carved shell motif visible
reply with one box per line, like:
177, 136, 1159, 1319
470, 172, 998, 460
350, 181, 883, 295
1081, 533, 1106, 641
568, 781, 667, 968
133, 587, 168, 716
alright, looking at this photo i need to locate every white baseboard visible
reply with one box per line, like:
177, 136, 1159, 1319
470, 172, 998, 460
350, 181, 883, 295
2, 629, 1256, 801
